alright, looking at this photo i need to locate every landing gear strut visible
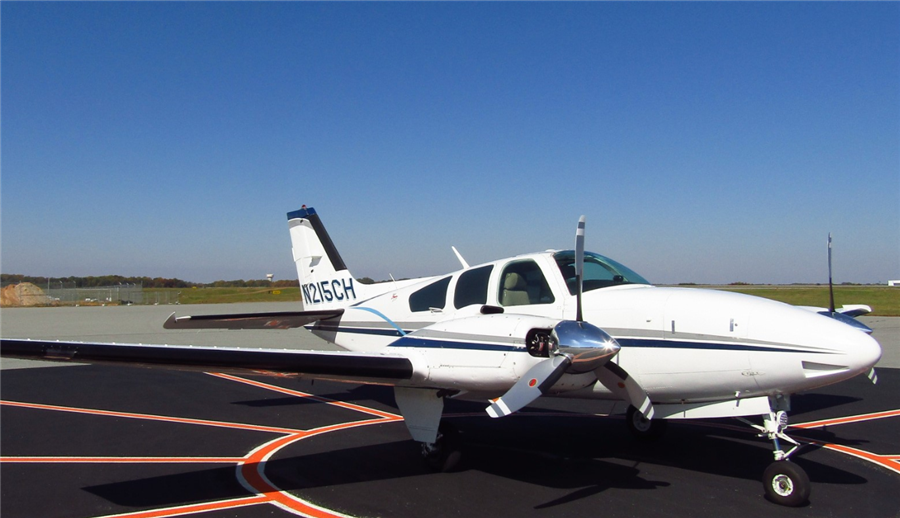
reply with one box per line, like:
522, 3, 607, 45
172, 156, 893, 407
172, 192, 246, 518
421, 421, 461, 472
625, 404, 667, 441
739, 410, 810, 507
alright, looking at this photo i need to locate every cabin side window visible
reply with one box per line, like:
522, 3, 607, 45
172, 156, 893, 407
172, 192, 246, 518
498, 260, 555, 306
409, 277, 451, 312
454, 265, 494, 309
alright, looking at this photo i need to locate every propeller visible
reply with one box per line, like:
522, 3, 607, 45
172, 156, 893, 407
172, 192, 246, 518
575, 215, 585, 322
828, 233, 836, 313
487, 353, 571, 418
487, 320, 619, 418
486, 216, 655, 420
820, 233, 873, 334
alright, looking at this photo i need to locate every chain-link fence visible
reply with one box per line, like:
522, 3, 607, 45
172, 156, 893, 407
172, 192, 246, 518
1, 282, 187, 306
44, 283, 145, 304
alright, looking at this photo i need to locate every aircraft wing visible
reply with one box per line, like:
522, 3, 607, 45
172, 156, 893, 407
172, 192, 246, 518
0, 338, 414, 383
163, 309, 343, 330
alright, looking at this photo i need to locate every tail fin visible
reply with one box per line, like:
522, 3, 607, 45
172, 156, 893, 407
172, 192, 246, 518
288, 206, 366, 310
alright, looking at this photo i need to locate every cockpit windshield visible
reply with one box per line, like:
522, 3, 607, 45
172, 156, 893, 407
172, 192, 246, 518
553, 251, 650, 295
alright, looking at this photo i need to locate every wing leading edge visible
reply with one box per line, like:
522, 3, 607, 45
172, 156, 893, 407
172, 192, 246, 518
0, 338, 413, 382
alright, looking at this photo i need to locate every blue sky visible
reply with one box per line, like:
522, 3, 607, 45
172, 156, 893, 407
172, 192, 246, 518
2, 2, 898, 284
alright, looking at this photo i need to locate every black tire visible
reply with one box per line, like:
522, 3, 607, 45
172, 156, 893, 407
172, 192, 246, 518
626, 405, 667, 441
763, 461, 810, 507
421, 421, 462, 472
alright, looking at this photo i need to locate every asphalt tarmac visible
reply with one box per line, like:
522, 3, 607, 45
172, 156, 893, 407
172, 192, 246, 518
2, 304, 899, 517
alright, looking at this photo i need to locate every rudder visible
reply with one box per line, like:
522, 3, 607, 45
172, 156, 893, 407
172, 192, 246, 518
288, 206, 364, 310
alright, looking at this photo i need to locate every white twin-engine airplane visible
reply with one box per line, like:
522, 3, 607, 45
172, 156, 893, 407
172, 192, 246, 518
0, 206, 882, 507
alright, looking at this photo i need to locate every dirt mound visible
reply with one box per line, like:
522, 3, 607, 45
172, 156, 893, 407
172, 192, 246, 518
1, 283, 52, 307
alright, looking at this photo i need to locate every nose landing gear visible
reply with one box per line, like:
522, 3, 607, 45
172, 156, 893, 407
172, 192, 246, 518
739, 410, 810, 507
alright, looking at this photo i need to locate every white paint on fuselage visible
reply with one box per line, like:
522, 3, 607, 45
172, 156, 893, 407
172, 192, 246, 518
311, 251, 882, 408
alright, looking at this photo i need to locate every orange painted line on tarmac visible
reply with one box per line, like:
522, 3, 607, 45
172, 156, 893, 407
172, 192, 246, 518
0, 399, 303, 434
239, 433, 358, 518
208, 373, 401, 419
236, 417, 403, 517
304, 414, 404, 437
808, 441, 900, 476
0, 456, 244, 464
91, 495, 270, 518
792, 408, 900, 429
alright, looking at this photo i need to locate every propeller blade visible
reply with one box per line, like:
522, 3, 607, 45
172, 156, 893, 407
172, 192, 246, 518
867, 367, 878, 385
486, 355, 571, 418
575, 215, 585, 322
828, 233, 836, 313
596, 361, 654, 420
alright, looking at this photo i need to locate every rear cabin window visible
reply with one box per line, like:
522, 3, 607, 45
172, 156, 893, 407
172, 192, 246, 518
499, 260, 555, 306
409, 277, 451, 312
454, 265, 493, 309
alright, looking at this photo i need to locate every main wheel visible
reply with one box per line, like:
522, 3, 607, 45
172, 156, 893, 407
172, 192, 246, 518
626, 405, 667, 441
421, 421, 461, 472
763, 461, 810, 507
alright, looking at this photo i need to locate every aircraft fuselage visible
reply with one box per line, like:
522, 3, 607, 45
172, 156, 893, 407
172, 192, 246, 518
307, 250, 881, 414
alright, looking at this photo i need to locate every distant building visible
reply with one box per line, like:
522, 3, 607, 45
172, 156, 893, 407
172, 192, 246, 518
889, 280, 900, 287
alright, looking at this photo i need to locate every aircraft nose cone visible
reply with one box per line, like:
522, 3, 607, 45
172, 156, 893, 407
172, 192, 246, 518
849, 328, 882, 373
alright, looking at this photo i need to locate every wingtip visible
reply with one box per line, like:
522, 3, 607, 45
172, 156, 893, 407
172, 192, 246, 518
163, 312, 182, 329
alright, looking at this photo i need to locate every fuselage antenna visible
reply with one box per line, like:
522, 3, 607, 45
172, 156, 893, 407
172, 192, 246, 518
452, 246, 470, 269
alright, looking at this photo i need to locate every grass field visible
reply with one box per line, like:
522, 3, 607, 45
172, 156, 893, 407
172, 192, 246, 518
145, 287, 302, 305
145, 285, 900, 316
710, 286, 899, 316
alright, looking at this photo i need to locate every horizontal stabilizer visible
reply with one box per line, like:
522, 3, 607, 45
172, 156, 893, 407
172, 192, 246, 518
837, 305, 872, 318
0, 338, 412, 381
163, 309, 343, 330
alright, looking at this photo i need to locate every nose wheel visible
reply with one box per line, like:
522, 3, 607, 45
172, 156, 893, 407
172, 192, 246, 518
738, 409, 810, 507
763, 460, 810, 507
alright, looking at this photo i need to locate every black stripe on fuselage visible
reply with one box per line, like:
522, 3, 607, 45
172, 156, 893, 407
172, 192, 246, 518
389, 336, 521, 352
310, 324, 407, 337
615, 338, 827, 354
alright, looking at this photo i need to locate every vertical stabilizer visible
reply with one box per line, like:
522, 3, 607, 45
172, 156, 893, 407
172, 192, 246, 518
288, 206, 364, 310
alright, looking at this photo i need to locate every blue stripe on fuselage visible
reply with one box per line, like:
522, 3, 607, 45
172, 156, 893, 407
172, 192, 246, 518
350, 307, 408, 336
305, 325, 830, 355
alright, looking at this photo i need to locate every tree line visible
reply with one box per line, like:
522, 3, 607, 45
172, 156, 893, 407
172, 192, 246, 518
1, 274, 300, 289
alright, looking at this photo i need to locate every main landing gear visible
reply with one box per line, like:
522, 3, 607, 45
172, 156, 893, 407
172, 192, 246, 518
739, 410, 810, 507
625, 404, 667, 441
421, 421, 462, 473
